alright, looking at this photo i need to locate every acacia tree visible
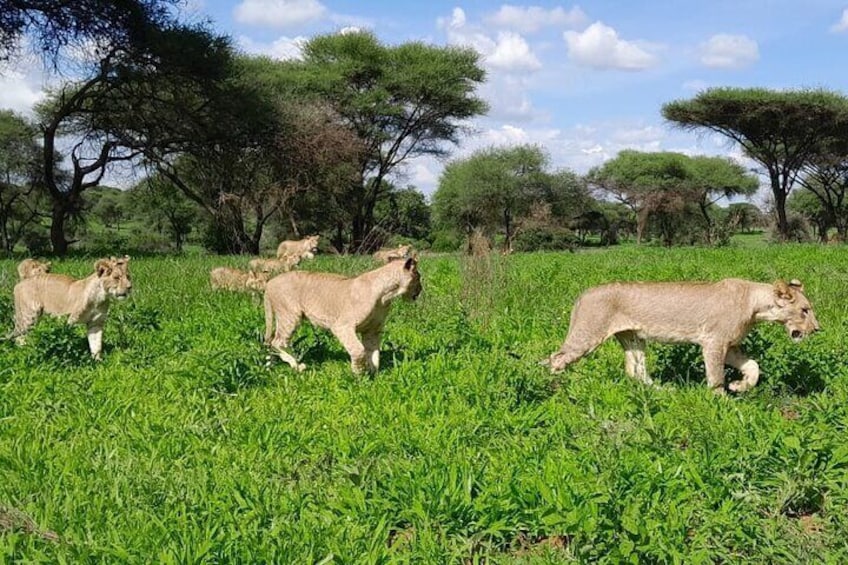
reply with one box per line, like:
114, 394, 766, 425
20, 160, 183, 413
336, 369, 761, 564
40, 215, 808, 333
0, 110, 47, 254
271, 31, 487, 251
434, 144, 588, 251
589, 150, 757, 245
796, 136, 848, 241
0, 0, 177, 63
34, 20, 240, 255
689, 155, 758, 243
588, 150, 694, 244
663, 88, 848, 240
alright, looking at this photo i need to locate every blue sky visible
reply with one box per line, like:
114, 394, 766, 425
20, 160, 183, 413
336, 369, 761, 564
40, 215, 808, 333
3, 0, 848, 197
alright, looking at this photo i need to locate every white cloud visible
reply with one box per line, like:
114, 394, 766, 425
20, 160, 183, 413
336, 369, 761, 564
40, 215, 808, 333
699, 34, 759, 69
238, 35, 307, 60
487, 32, 542, 72
233, 0, 326, 28
439, 8, 542, 74
564, 22, 658, 70
831, 9, 848, 32
0, 70, 46, 115
485, 5, 588, 33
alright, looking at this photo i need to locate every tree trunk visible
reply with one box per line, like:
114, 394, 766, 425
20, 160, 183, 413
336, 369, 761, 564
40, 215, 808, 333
635, 208, 648, 244
698, 200, 713, 245
50, 199, 70, 256
771, 171, 790, 240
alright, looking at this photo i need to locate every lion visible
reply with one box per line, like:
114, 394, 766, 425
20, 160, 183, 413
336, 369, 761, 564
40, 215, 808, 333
210, 267, 267, 292
17, 258, 52, 279
276, 235, 319, 261
10, 256, 132, 360
248, 255, 301, 276
545, 278, 820, 394
373, 244, 413, 263
264, 256, 422, 374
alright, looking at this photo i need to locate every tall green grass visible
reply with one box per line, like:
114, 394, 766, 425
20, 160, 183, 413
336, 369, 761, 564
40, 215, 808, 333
1, 245, 847, 562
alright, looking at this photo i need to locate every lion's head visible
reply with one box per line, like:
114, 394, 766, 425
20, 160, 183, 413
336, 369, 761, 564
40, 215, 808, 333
18, 258, 52, 279
304, 235, 320, 258
773, 279, 820, 342
246, 270, 268, 292
400, 256, 422, 301
95, 255, 132, 300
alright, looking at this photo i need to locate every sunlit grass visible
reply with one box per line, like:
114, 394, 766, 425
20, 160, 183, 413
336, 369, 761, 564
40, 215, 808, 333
1, 244, 847, 562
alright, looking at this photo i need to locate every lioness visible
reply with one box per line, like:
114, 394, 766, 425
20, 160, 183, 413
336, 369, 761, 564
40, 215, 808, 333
373, 244, 412, 263
545, 278, 820, 393
264, 256, 422, 373
248, 255, 300, 276
210, 267, 267, 292
11, 256, 132, 360
17, 258, 51, 279
276, 235, 319, 261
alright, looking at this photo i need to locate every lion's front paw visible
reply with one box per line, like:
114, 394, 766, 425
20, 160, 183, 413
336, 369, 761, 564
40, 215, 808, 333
296, 363, 306, 372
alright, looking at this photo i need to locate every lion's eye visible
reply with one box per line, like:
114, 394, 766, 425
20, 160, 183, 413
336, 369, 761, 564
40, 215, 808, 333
801, 308, 810, 315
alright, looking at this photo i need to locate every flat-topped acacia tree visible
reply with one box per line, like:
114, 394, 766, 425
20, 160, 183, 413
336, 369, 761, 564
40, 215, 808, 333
662, 87, 848, 241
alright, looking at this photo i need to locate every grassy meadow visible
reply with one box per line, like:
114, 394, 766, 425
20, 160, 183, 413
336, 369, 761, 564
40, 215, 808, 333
1, 244, 848, 562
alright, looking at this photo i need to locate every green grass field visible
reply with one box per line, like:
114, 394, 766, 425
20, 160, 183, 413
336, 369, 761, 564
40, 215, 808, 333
2, 245, 848, 563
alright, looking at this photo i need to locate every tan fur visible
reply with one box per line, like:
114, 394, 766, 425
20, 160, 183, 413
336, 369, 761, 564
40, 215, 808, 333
276, 235, 319, 261
210, 267, 267, 292
373, 244, 413, 263
17, 258, 51, 279
248, 255, 301, 275
11, 256, 132, 360
264, 257, 422, 373
546, 278, 820, 393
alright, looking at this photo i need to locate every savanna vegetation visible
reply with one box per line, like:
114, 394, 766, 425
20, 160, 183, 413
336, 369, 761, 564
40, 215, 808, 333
4, 1, 848, 562
2, 245, 848, 562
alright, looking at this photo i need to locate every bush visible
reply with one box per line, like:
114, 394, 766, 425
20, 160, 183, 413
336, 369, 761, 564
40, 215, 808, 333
430, 229, 462, 252
513, 226, 576, 252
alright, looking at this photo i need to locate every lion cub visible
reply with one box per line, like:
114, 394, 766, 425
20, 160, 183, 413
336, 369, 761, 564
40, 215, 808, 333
264, 257, 422, 373
210, 267, 267, 292
545, 278, 820, 393
276, 235, 319, 261
11, 256, 132, 360
373, 244, 412, 263
17, 258, 52, 279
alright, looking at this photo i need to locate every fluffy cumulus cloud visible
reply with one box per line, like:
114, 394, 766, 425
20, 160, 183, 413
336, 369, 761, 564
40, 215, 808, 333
238, 35, 307, 60
699, 34, 759, 69
485, 4, 588, 33
831, 9, 848, 32
233, 0, 326, 28
564, 22, 658, 70
439, 8, 542, 74
487, 32, 542, 72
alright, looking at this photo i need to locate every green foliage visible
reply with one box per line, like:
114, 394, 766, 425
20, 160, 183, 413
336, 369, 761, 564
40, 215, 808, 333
2, 237, 848, 562
265, 31, 487, 249
434, 145, 590, 251
589, 150, 759, 246
663, 87, 848, 240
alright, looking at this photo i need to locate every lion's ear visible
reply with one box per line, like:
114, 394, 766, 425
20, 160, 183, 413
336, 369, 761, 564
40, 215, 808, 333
789, 279, 804, 292
773, 279, 794, 301
95, 259, 112, 277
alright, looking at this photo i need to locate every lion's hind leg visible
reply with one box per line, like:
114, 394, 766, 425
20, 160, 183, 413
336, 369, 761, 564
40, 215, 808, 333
10, 290, 41, 346
615, 331, 652, 385
265, 298, 305, 372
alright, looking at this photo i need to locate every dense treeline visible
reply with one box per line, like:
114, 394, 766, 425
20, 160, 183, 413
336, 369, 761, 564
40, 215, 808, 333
1, 1, 848, 255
